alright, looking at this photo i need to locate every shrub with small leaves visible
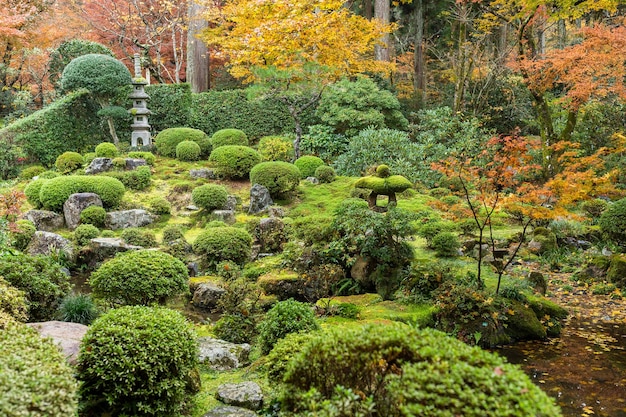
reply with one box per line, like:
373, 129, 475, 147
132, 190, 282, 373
102, 165, 151, 191
599, 198, 626, 244
258, 135, 295, 162
176, 140, 201, 161
127, 151, 156, 165
581, 198, 608, 220
314, 165, 336, 183
430, 232, 461, 257
162, 225, 185, 243
57, 293, 99, 325
215, 260, 242, 281
74, 224, 100, 246
294, 155, 324, 178
1, 322, 78, 416
83, 152, 97, 165
149, 196, 171, 215
80, 205, 106, 227
213, 313, 257, 344
192, 226, 252, 268
211, 128, 248, 148
90, 250, 189, 306
0, 277, 28, 323
10, 219, 36, 251
39, 175, 125, 211
24, 179, 47, 209
121, 227, 158, 247
38, 170, 61, 179
265, 331, 318, 383
249, 161, 301, 198
257, 298, 320, 354
112, 157, 126, 169
77, 306, 198, 417
155, 127, 210, 157
192, 184, 228, 211
95, 142, 118, 158
19, 165, 46, 180
208, 145, 261, 179
55, 151, 84, 173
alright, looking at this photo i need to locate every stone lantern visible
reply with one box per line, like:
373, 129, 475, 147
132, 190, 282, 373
128, 53, 151, 147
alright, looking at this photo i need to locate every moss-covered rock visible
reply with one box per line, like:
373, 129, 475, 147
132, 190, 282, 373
607, 254, 626, 289
506, 300, 547, 341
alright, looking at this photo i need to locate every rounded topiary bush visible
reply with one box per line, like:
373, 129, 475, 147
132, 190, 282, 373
294, 155, 324, 178
249, 161, 301, 198
0, 253, 71, 321
176, 140, 201, 161
95, 142, 118, 158
258, 135, 294, 162
430, 231, 460, 257
155, 127, 210, 158
208, 145, 261, 179
1, 322, 78, 416
39, 175, 125, 211
89, 250, 188, 306
55, 151, 84, 174
192, 226, 252, 267
19, 165, 46, 180
599, 198, 626, 244
74, 224, 100, 246
127, 151, 156, 165
10, 219, 36, 251
257, 299, 320, 354
24, 178, 47, 208
121, 227, 158, 247
314, 165, 336, 183
80, 205, 107, 227
281, 325, 561, 416
211, 128, 248, 148
192, 184, 228, 211
77, 306, 198, 417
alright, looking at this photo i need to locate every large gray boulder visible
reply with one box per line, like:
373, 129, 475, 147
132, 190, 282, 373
216, 382, 263, 410
85, 157, 113, 174
105, 209, 155, 230
192, 283, 226, 310
202, 406, 258, 417
197, 337, 251, 371
212, 210, 236, 225
226, 195, 238, 211
82, 237, 142, 262
63, 193, 103, 230
26, 321, 88, 365
125, 158, 147, 170
256, 217, 285, 252
24, 210, 64, 231
26, 231, 75, 261
190, 168, 216, 180
248, 184, 273, 215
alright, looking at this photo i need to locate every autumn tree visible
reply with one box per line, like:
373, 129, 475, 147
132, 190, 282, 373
202, 0, 393, 157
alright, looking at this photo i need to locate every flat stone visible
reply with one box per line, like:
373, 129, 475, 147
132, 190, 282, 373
105, 209, 155, 230
202, 406, 258, 417
24, 210, 65, 231
190, 168, 217, 179
197, 337, 251, 371
26, 321, 88, 365
212, 210, 236, 225
125, 158, 147, 170
216, 382, 263, 410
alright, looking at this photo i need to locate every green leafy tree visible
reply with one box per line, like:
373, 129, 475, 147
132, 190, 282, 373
48, 39, 114, 91
60, 54, 131, 145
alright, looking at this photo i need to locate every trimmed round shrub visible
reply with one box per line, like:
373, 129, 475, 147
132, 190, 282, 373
294, 155, 324, 178
281, 325, 561, 416
80, 205, 107, 227
90, 250, 188, 306
0, 253, 72, 321
208, 145, 261, 179
249, 161, 301, 197
95, 142, 118, 158
257, 299, 320, 354
430, 231, 461, 257
74, 224, 100, 246
127, 151, 156, 165
176, 140, 201, 161
211, 128, 248, 148
258, 135, 294, 162
24, 178, 47, 208
77, 306, 198, 417
192, 226, 252, 267
1, 322, 78, 416
83, 152, 97, 165
10, 219, 36, 251
19, 165, 46, 180
314, 165, 336, 183
148, 196, 171, 215
192, 184, 228, 211
61, 53, 131, 97
121, 227, 158, 247
162, 225, 185, 243
57, 293, 99, 325
354, 174, 413, 194
0, 277, 28, 322
39, 175, 125, 211
55, 151, 84, 173
155, 127, 209, 157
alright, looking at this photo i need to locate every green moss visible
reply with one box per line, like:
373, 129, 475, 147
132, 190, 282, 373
608, 254, 626, 289
354, 174, 412, 194
505, 300, 547, 341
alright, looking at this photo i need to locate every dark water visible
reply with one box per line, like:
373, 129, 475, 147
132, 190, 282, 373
495, 317, 626, 417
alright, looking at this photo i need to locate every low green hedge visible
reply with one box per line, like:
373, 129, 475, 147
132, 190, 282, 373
38, 175, 125, 211
100, 166, 151, 191
127, 151, 156, 165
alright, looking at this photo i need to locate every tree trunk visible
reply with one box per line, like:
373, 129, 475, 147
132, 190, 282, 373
364, 0, 373, 20
187, 0, 210, 92
106, 117, 119, 146
413, 0, 426, 103
557, 19, 567, 49
374, 0, 391, 61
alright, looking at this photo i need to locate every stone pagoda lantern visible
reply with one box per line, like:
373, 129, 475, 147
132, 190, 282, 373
128, 53, 151, 147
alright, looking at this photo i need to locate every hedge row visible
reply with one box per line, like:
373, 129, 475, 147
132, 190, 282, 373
35, 175, 125, 212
